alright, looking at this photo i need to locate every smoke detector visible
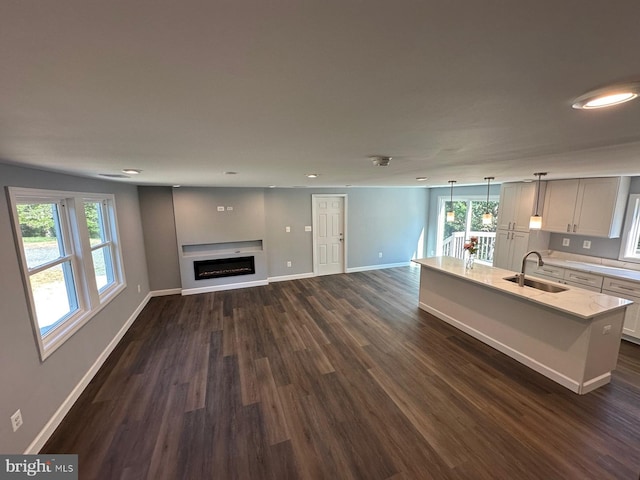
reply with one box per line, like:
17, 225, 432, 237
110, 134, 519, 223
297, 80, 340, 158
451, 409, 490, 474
370, 155, 392, 167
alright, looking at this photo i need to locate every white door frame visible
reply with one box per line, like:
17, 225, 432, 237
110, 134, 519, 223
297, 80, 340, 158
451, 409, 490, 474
312, 194, 348, 275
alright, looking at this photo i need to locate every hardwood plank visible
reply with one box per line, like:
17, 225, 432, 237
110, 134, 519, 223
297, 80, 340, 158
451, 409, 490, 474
40, 267, 640, 480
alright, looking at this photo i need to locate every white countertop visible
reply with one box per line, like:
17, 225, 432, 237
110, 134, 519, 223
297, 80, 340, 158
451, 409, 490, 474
413, 256, 632, 320
532, 256, 640, 283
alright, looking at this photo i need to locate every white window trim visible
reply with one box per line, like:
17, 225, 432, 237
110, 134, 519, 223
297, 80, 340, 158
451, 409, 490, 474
7, 187, 126, 361
618, 193, 640, 264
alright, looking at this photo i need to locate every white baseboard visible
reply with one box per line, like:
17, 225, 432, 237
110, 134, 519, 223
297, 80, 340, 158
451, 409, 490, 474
346, 262, 410, 273
25, 292, 152, 454
268, 272, 315, 283
181, 279, 269, 295
150, 287, 182, 297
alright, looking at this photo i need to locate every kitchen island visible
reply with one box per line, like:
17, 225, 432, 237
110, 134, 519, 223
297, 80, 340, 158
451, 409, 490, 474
413, 256, 632, 394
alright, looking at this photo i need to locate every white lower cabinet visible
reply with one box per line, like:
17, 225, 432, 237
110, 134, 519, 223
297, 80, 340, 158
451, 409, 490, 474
602, 278, 640, 341
493, 230, 530, 272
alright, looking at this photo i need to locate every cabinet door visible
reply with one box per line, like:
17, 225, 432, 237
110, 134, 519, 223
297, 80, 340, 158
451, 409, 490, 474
574, 177, 620, 237
542, 179, 579, 233
497, 184, 519, 230
492, 230, 512, 270
602, 289, 640, 339
509, 231, 530, 272
513, 182, 537, 232
623, 302, 640, 338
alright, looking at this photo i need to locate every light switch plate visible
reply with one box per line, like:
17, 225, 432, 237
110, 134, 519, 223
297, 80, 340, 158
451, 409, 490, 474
304, 226, 312, 232
226, 206, 233, 211
562, 238, 570, 246
583, 240, 591, 249
217, 206, 225, 212
285, 226, 291, 232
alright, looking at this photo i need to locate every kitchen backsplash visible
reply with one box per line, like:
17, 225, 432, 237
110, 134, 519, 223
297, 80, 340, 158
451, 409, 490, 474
548, 233, 622, 260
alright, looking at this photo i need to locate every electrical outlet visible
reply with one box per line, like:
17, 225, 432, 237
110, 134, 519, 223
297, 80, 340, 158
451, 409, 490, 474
287, 261, 292, 268
226, 206, 233, 211
583, 240, 591, 249
603, 324, 612, 335
378, 252, 383, 258
217, 206, 224, 212
562, 238, 570, 246
304, 226, 312, 232
285, 226, 291, 233
11, 409, 23, 432
137, 284, 141, 293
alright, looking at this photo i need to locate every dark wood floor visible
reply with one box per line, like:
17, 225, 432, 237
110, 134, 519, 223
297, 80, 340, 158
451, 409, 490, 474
42, 266, 640, 479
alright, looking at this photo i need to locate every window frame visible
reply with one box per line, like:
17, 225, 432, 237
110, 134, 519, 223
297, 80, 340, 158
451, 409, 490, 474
7, 187, 126, 361
618, 193, 640, 264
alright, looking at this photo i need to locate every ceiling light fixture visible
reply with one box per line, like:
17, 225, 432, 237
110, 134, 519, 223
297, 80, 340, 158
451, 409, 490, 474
416, 177, 428, 181
224, 171, 238, 175
446, 180, 456, 223
529, 172, 547, 229
482, 177, 494, 226
306, 173, 319, 178
122, 168, 141, 175
572, 81, 640, 109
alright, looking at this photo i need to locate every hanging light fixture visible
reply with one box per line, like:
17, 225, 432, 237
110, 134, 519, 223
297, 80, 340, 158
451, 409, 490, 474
446, 180, 456, 222
529, 172, 547, 229
482, 177, 494, 225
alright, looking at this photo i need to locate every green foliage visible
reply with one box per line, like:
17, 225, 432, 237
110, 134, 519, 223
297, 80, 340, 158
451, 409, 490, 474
83, 202, 101, 239
444, 200, 499, 238
17, 204, 56, 238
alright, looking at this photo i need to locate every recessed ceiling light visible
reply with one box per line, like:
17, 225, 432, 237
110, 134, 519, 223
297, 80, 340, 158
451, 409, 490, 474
173, 185, 181, 188
268, 185, 276, 188
99, 173, 130, 178
224, 171, 238, 175
122, 168, 141, 175
306, 173, 319, 178
572, 81, 640, 109
416, 177, 428, 181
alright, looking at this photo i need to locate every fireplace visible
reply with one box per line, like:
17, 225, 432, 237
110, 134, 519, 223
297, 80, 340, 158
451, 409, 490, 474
193, 256, 256, 280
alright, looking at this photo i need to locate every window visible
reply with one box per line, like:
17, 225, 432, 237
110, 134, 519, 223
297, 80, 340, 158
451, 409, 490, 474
619, 194, 640, 263
436, 194, 499, 264
8, 188, 125, 360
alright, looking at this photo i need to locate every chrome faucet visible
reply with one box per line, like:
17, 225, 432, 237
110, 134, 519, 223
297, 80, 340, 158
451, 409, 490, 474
518, 251, 544, 287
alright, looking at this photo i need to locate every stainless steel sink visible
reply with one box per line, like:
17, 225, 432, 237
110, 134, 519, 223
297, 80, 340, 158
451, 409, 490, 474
503, 275, 568, 293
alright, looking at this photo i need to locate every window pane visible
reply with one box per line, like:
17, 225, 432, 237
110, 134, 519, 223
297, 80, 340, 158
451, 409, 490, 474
17, 203, 64, 269
92, 246, 114, 291
29, 261, 78, 335
84, 201, 106, 246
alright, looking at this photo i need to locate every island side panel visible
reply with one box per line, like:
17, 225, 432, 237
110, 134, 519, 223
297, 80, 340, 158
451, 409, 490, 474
580, 310, 625, 393
418, 266, 597, 393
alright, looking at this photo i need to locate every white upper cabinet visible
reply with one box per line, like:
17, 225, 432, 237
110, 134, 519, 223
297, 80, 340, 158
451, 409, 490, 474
497, 182, 539, 232
541, 177, 630, 238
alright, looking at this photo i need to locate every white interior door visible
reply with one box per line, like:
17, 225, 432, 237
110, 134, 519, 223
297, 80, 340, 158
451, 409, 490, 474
313, 195, 345, 276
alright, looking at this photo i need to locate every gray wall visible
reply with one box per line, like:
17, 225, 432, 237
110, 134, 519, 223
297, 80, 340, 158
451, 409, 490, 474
138, 186, 181, 291
138, 186, 429, 289
265, 188, 428, 278
0, 162, 150, 454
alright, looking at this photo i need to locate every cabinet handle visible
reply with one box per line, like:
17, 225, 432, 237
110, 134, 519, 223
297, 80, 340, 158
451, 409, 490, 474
542, 269, 556, 273
614, 284, 638, 292
572, 276, 591, 281
573, 224, 577, 233
508, 222, 512, 230
567, 224, 571, 232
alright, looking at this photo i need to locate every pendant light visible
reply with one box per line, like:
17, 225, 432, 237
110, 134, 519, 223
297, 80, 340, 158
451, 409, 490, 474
446, 180, 456, 222
529, 172, 547, 229
482, 177, 494, 225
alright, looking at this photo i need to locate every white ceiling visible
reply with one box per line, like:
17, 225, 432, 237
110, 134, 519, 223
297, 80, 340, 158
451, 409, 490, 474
2, 1, 640, 188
